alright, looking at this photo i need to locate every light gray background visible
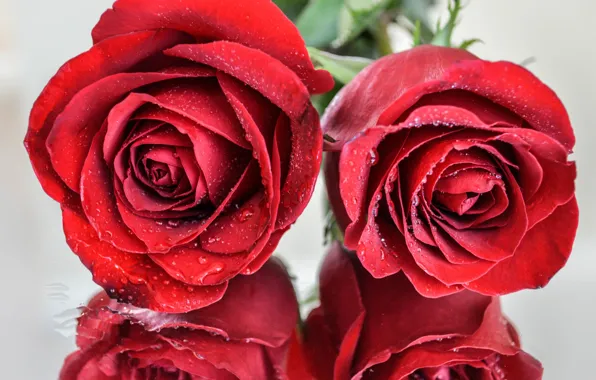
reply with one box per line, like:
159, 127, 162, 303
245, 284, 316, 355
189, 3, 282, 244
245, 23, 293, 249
0, 0, 594, 378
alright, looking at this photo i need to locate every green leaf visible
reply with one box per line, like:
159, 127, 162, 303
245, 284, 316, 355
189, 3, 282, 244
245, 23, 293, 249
273, 0, 309, 20
296, 0, 344, 48
403, 0, 436, 44
459, 38, 483, 50
308, 47, 373, 84
430, 0, 462, 47
412, 19, 422, 46
333, 0, 394, 49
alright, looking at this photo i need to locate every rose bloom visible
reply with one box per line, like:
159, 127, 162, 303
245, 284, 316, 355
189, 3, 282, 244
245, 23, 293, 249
296, 243, 543, 380
60, 259, 298, 379
24, 0, 333, 312
324, 45, 578, 297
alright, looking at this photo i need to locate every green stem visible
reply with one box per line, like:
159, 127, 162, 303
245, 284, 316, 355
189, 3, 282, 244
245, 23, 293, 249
373, 14, 394, 56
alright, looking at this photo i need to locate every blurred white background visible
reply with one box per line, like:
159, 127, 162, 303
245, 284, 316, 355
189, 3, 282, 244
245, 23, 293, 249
0, 0, 594, 378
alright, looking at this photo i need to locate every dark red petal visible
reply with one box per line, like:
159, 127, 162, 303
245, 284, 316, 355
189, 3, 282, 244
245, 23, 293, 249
160, 330, 271, 379
242, 226, 288, 275
200, 192, 268, 254
149, 245, 247, 286
303, 308, 338, 380
104, 94, 193, 164
62, 206, 228, 313
106, 258, 297, 348
286, 330, 317, 380
75, 293, 124, 350
59, 343, 114, 380
439, 59, 575, 150
214, 72, 279, 149
25, 29, 188, 204
132, 100, 252, 205
367, 347, 492, 379
338, 127, 387, 224
435, 166, 528, 263
498, 352, 543, 379
435, 169, 500, 195
117, 157, 254, 254
353, 215, 402, 279
400, 246, 463, 299
46, 66, 211, 192
113, 120, 165, 182
276, 109, 322, 229
166, 42, 312, 121
147, 78, 250, 149
316, 243, 366, 380
148, 347, 236, 379
526, 157, 576, 228
80, 125, 147, 252
434, 192, 480, 215
467, 198, 578, 294
323, 46, 477, 150
319, 243, 365, 345
216, 71, 323, 231
324, 151, 353, 233
190, 129, 250, 206
324, 45, 574, 152
121, 175, 189, 212
351, 268, 491, 375
233, 117, 285, 275
92, 0, 333, 94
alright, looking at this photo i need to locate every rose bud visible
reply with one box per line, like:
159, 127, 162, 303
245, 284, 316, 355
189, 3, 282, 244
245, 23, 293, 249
59, 258, 298, 379
24, 0, 333, 312
299, 243, 543, 380
323, 45, 578, 297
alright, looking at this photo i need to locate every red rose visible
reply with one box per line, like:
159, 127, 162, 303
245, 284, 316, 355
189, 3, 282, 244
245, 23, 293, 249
299, 243, 543, 379
323, 45, 578, 297
60, 259, 298, 379
25, 0, 333, 312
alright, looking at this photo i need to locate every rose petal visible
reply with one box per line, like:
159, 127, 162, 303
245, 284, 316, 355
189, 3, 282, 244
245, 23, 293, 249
118, 156, 255, 253
80, 125, 147, 252
92, 0, 334, 94
62, 206, 228, 313
303, 308, 340, 380
351, 267, 491, 375
324, 45, 574, 152
467, 198, 578, 294
106, 259, 297, 348
166, 42, 312, 120
160, 330, 271, 379
46, 64, 209, 193
323, 46, 477, 150
25, 29, 189, 204
146, 78, 250, 149
435, 165, 527, 262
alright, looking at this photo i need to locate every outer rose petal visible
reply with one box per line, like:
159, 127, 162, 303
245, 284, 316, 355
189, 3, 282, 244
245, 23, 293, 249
467, 198, 579, 294
105, 258, 298, 347
24, 29, 188, 203
303, 245, 542, 379
323, 45, 573, 151
62, 206, 228, 313
91, 0, 334, 94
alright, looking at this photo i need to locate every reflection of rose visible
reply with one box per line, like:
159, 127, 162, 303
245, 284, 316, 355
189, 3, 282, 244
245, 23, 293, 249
60, 259, 298, 379
24, 0, 333, 312
324, 45, 578, 297
299, 243, 543, 379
